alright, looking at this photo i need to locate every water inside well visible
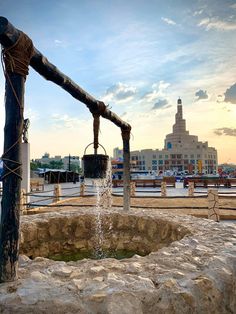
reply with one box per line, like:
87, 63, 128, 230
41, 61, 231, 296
49, 249, 147, 262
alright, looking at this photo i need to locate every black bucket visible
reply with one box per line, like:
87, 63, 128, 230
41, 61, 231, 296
82, 143, 109, 179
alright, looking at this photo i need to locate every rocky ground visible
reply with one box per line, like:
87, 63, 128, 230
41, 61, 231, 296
0, 208, 235, 313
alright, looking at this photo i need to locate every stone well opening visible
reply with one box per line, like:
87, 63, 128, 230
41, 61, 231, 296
20, 209, 191, 262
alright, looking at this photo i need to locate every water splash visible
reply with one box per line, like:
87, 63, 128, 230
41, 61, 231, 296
93, 160, 113, 258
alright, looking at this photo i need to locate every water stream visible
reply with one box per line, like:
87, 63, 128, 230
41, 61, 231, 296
93, 160, 113, 258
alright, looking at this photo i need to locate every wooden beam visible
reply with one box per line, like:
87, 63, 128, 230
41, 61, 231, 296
0, 17, 131, 132
0, 16, 131, 247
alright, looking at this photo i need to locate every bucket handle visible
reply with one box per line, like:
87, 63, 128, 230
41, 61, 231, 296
84, 142, 107, 155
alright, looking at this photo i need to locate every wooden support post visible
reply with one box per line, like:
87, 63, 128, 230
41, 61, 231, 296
53, 184, 61, 203
80, 183, 85, 196
0, 73, 24, 282
188, 182, 194, 197
208, 189, 220, 222
130, 181, 136, 197
122, 129, 131, 211
161, 181, 167, 197
0, 19, 33, 282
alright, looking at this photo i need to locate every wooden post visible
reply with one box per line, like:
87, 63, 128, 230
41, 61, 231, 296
0, 72, 25, 282
122, 129, 131, 211
130, 181, 136, 197
53, 184, 61, 203
0, 18, 33, 282
80, 183, 85, 196
188, 181, 194, 197
161, 181, 167, 197
208, 189, 220, 222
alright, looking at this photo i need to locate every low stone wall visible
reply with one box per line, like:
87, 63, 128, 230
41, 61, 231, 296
0, 208, 235, 313
20, 210, 191, 258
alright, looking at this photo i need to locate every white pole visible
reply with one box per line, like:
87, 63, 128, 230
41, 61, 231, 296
21, 142, 30, 204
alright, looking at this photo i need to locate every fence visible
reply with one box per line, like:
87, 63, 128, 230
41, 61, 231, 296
13, 181, 235, 223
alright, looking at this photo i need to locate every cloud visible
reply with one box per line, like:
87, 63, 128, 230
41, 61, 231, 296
51, 114, 83, 129
24, 108, 39, 122
193, 9, 203, 16
224, 82, 236, 104
214, 127, 236, 137
161, 17, 176, 26
53, 39, 69, 48
54, 39, 63, 45
141, 81, 170, 104
195, 89, 208, 101
152, 99, 170, 110
231, 3, 236, 9
198, 17, 236, 31
102, 82, 137, 103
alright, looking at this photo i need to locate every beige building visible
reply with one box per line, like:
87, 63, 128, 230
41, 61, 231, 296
130, 98, 218, 175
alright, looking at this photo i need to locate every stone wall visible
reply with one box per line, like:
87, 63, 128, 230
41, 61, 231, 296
20, 210, 191, 258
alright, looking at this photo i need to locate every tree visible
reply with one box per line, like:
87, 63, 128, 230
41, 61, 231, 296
70, 163, 81, 173
30, 160, 41, 171
49, 160, 63, 169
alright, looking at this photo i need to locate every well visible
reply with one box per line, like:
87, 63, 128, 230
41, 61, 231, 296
0, 208, 236, 313
20, 209, 190, 260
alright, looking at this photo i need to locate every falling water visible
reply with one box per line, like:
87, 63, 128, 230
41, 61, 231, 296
93, 159, 113, 258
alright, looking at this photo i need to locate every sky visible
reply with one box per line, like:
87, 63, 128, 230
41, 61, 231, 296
0, 0, 236, 163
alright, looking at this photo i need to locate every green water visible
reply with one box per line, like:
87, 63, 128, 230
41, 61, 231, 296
49, 249, 145, 262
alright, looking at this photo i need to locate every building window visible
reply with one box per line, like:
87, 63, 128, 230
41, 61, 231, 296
159, 160, 163, 165
152, 166, 157, 170
171, 154, 176, 159
164, 160, 169, 165
152, 160, 157, 165
165, 155, 169, 159
159, 155, 162, 159
153, 155, 156, 159
167, 142, 172, 149
177, 154, 182, 159
190, 154, 194, 158
184, 154, 188, 158
190, 160, 195, 164
197, 154, 201, 158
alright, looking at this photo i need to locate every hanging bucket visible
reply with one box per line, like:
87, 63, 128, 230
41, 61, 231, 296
82, 143, 109, 179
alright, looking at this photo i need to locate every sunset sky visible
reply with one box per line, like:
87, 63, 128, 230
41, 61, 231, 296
0, 0, 236, 163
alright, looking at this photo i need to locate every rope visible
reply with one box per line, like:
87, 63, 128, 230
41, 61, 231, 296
2, 31, 34, 78
111, 193, 207, 199
24, 203, 236, 211
0, 31, 34, 181
219, 207, 236, 210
